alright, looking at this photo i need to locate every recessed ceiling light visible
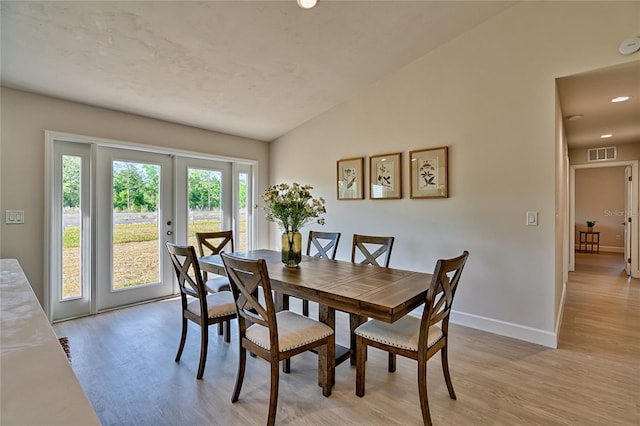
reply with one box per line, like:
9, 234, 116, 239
601, 134, 613, 139
612, 96, 630, 103
565, 114, 583, 121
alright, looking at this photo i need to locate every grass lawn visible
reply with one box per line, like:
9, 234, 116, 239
62, 219, 246, 297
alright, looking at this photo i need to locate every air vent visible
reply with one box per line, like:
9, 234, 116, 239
588, 146, 616, 162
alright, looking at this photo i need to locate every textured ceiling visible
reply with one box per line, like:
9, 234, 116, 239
1, 1, 514, 141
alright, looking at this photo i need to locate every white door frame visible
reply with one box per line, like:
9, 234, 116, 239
569, 160, 639, 277
45, 130, 258, 321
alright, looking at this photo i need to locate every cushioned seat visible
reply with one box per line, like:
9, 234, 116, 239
187, 291, 236, 318
246, 311, 334, 352
355, 315, 443, 351
205, 275, 231, 293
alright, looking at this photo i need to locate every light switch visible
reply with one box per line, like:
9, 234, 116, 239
5, 210, 25, 224
526, 211, 538, 226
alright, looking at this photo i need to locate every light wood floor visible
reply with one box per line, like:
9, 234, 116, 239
54, 252, 639, 425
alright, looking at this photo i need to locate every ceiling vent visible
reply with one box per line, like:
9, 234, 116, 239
588, 146, 616, 162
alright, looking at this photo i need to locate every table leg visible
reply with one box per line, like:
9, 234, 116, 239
318, 304, 336, 388
350, 314, 368, 365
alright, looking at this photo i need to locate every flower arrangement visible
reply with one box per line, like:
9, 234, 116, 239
586, 220, 597, 229
257, 182, 326, 232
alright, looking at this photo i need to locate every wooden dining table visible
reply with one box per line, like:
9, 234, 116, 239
198, 249, 432, 389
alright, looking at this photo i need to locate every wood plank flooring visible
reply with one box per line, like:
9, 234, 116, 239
53, 252, 639, 425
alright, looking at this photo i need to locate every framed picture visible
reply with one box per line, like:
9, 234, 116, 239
409, 146, 449, 198
337, 157, 365, 200
369, 152, 402, 200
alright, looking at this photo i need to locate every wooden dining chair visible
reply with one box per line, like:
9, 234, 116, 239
355, 251, 470, 426
195, 231, 234, 293
351, 234, 395, 267
300, 230, 341, 316
349, 233, 395, 366
220, 252, 335, 426
165, 242, 236, 379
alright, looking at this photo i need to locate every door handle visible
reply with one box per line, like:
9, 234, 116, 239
166, 230, 173, 236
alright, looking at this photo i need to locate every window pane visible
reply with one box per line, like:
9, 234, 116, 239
187, 168, 222, 246
62, 155, 81, 299
112, 161, 160, 289
238, 172, 248, 251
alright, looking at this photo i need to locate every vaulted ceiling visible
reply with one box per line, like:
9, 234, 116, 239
1, 1, 514, 141
2, 1, 637, 147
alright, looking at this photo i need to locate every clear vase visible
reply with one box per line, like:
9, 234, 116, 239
281, 231, 302, 268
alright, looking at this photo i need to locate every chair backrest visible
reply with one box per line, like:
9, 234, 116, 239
419, 251, 469, 352
220, 253, 279, 349
166, 242, 207, 312
306, 230, 341, 260
195, 231, 234, 257
351, 234, 395, 267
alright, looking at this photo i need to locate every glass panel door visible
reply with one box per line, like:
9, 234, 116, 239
96, 147, 174, 311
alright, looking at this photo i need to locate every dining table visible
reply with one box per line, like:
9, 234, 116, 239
198, 249, 432, 389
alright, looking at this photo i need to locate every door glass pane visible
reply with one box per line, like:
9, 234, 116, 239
112, 161, 160, 289
187, 168, 222, 246
62, 155, 81, 299
238, 172, 248, 251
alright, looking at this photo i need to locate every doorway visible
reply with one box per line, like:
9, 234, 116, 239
569, 160, 638, 277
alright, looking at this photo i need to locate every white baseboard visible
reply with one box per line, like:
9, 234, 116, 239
444, 310, 557, 348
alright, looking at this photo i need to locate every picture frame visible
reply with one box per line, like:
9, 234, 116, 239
409, 146, 449, 199
337, 157, 365, 200
369, 152, 402, 200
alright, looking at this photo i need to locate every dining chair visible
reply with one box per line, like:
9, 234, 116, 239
354, 251, 470, 426
165, 242, 236, 379
351, 234, 395, 267
300, 230, 341, 316
220, 252, 335, 426
195, 231, 234, 293
349, 233, 395, 366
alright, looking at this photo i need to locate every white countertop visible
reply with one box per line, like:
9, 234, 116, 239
1, 258, 100, 425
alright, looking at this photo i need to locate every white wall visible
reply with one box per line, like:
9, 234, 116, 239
269, 1, 640, 347
0, 87, 270, 303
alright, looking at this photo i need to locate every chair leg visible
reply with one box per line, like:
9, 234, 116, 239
218, 322, 224, 336
355, 335, 366, 397
223, 320, 231, 343
196, 323, 209, 379
388, 352, 396, 373
441, 345, 456, 400
267, 358, 280, 426
302, 300, 309, 317
417, 360, 432, 426
175, 317, 188, 362
232, 347, 246, 402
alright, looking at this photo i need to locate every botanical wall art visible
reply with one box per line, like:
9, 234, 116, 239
337, 157, 365, 200
369, 152, 402, 200
409, 146, 449, 198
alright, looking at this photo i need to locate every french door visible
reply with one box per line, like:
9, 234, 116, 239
95, 147, 175, 311
47, 133, 255, 322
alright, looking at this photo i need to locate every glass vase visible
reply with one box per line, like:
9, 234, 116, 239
281, 231, 302, 268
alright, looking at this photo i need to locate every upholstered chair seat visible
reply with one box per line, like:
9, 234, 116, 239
355, 315, 443, 352
246, 311, 334, 352
186, 292, 236, 318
